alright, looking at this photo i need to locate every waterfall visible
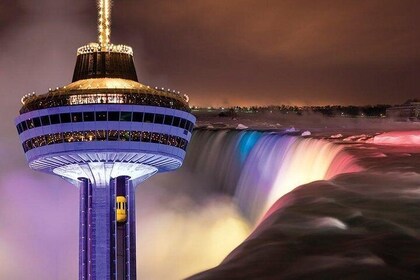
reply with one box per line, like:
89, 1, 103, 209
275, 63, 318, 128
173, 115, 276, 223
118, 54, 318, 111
184, 130, 361, 223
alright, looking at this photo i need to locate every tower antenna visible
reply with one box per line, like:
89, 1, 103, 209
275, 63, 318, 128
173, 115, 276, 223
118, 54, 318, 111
98, 0, 112, 50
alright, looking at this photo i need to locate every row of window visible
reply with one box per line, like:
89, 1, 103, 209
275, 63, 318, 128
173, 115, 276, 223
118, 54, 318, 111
20, 91, 190, 114
17, 111, 194, 135
22, 130, 189, 153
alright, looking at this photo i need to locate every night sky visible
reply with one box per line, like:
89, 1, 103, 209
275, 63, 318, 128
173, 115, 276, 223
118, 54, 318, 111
1, 0, 419, 109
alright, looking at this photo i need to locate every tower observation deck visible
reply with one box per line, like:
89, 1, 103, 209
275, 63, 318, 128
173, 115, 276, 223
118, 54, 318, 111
15, 1, 195, 279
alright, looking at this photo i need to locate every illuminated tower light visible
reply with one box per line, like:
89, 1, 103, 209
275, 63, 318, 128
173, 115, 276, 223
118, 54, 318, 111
98, 0, 112, 50
15, 1, 195, 279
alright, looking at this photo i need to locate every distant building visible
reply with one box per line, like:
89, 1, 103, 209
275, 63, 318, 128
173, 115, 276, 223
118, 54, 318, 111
386, 99, 420, 121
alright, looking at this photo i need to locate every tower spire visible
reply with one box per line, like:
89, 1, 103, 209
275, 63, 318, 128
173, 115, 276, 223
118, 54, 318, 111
98, 0, 111, 50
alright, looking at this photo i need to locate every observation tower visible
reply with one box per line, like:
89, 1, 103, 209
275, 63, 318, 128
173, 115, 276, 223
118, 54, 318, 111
15, 1, 195, 279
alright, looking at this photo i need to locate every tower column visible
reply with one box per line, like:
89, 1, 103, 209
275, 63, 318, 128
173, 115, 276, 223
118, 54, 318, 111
91, 184, 112, 279
115, 176, 137, 280
125, 178, 137, 279
79, 179, 89, 280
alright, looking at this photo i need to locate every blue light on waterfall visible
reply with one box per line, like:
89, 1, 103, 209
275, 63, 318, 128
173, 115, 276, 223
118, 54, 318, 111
238, 131, 262, 163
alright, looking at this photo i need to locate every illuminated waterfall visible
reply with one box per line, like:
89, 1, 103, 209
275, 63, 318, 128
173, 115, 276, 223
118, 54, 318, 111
235, 135, 361, 223
185, 130, 361, 224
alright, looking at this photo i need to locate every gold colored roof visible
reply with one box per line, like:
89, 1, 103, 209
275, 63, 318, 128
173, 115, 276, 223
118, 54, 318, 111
20, 78, 190, 112
65, 78, 147, 90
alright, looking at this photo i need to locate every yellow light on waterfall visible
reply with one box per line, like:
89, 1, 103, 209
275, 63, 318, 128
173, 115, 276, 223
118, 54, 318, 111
264, 139, 343, 218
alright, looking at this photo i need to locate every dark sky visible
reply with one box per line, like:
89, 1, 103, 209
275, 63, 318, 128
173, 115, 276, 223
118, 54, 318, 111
1, 0, 419, 107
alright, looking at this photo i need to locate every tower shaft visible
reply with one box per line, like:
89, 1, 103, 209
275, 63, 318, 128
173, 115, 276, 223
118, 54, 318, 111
79, 177, 137, 280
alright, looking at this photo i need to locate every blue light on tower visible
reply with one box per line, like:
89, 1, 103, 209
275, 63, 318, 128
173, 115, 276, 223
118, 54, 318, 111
15, 1, 196, 279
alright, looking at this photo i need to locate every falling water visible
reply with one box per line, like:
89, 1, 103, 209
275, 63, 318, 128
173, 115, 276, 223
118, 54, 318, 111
184, 130, 262, 195
183, 130, 361, 223
186, 130, 420, 280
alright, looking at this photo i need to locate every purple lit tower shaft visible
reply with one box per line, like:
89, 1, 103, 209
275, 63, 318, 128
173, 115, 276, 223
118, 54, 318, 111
79, 177, 137, 280
15, 1, 195, 279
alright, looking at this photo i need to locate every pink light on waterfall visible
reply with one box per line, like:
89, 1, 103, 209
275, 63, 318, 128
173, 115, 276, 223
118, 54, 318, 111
369, 131, 420, 146
235, 136, 362, 224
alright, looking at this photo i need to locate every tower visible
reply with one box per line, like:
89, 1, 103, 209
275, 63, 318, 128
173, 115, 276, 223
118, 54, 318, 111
15, 1, 195, 279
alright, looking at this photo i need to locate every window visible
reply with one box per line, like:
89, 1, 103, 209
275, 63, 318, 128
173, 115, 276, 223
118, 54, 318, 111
180, 119, 186, 129
154, 114, 164, 124
71, 112, 83, 122
41, 116, 50, 126
19, 112, 194, 133
84, 131, 96, 141
21, 129, 189, 152
46, 133, 63, 145
83, 112, 95, 122
120, 112, 132, 121
96, 111, 107, 121
16, 124, 22, 134
50, 114, 60, 124
33, 117, 41, 128
141, 132, 151, 142
144, 113, 154, 123
119, 131, 131, 141
21, 121, 28, 131
73, 131, 85, 142
32, 138, 40, 148
96, 130, 107, 141
132, 112, 143, 122
164, 115, 173, 126
36, 136, 47, 147
179, 138, 185, 149
168, 135, 179, 147
151, 133, 160, 143
108, 111, 120, 121
108, 130, 119, 141
161, 134, 168, 144
189, 122, 194, 132
27, 119, 35, 129
26, 139, 33, 150
60, 113, 71, 123
185, 121, 192, 132
131, 131, 141, 141
63, 132, 74, 142
172, 117, 180, 127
